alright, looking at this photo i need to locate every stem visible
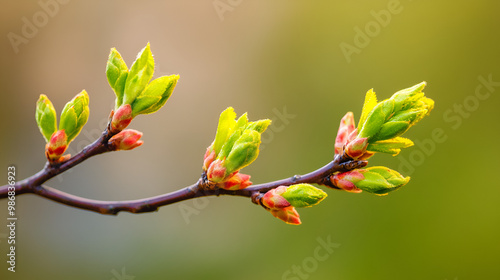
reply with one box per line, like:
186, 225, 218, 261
0, 146, 366, 215
0, 111, 368, 215
1, 121, 116, 197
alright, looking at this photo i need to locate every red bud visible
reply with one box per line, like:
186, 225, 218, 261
203, 148, 216, 171
206, 159, 227, 182
46, 130, 69, 162
262, 186, 291, 209
108, 129, 143, 151
220, 172, 252, 190
111, 104, 133, 133
335, 112, 356, 154
331, 170, 364, 193
270, 206, 301, 225
345, 137, 368, 159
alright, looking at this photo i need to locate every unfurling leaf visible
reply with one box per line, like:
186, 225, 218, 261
36, 94, 57, 143
106, 48, 129, 108
59, 90, 89, 143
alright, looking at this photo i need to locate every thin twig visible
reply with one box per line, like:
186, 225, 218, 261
0, 138, 365, 215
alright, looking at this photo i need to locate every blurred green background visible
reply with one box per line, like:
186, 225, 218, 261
1, 1, 499, 279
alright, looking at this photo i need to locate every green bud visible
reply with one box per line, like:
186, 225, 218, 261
356, 82, 433, 151
35, 94, 57, 143
355, 167, 410, 195
390, 82, 426, 112
106, 48, 129, 109
205, 108, 271, 181
131, 74, 179, 116
59, 90, 90, 142
123, 43, 155, 105
281, 184, 327, 208
388, 109, 423, 123
224, 130, 260, 175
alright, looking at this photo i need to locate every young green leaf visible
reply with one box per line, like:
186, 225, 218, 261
106, 48, 129, 108
224, 130, 261, 175
36, 94, 57, 142
131, 74, 179, 116
246, 119, 272, 133
59, 90, 90, 142
281, 184, 327, 208
367, 137, 414, 155
358, 89, 378, 131
123, 43, 155, 105
213, 107, 237, 155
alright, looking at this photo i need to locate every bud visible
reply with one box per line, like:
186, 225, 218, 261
220, 172, 252, 190
35, 94, 57, 142
111, 104, 133, 133
203, 147, 216, 171
261, 184, 327, 225
334, 112, 355, 155
206, 159, 228, 183
108, 129, 143, 151
107, 44, 179, 116
391, 82, 427, 112
350, 82, 433, 156
204, 107, 271, 183
59, 90, 90, 143
262, 186, 291, 209
281, 184, 328, 208
270, 206, 301, 225
332, 167, 410, 195
344, 137, 368, 159
331, 170, 364, 193
46, 130, 68, 162
224, 130, 261, 175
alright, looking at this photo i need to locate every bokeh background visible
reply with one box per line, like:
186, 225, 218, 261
1, 1, 499, 279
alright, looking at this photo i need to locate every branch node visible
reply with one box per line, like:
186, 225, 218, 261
291, 175, 301, 183
339, 160, 368, 171
251, 192, 265, 207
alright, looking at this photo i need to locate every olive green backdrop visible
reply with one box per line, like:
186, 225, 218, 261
1, 1, 499, 279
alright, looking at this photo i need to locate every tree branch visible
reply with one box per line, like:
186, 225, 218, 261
0, 138, 366, 215
0, 121, 116, 197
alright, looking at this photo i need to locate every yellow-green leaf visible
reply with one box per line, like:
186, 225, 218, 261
123, 43, 155, 105
213, 107, 237, 155
358, 88, 378, 131
35, 94, 57, 142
